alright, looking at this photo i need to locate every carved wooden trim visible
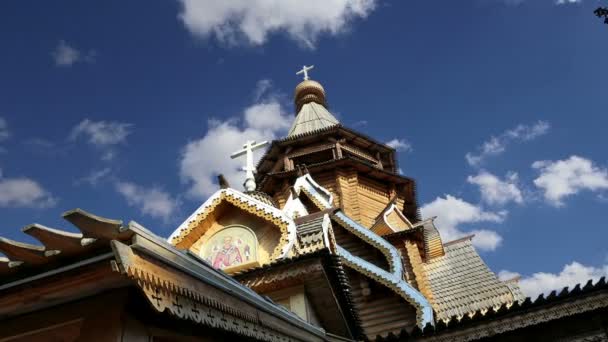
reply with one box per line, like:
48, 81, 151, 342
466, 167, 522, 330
423, 293, 608, 342
111, 241, 321, 342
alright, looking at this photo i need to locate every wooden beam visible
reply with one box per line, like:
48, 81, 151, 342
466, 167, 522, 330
22, 224, 86, 257
0, 237, 47, 266
62, 208, 133, 244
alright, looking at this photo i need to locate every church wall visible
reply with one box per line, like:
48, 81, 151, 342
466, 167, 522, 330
403, 240, 435, 305
312, 171, 340, 207
336, 169, 360, 222
357, 177, 390, 228
346, 270, 418, 339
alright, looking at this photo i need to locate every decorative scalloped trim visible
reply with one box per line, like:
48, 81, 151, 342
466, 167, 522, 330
293, 174, 333, 210
333, 212, 403, 279
169, 189, 296, 260
336, 245, 434, 328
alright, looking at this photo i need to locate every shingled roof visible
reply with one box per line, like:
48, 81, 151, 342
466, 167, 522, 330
423, 236, 519, 321
288, 102, 339, 137
295, 214, 327, 254
377, 276, 608, 341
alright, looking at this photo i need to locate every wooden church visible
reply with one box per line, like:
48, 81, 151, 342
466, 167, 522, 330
0, 68, 607, 341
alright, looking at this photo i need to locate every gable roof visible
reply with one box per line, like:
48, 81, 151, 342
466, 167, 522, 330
169, 188, 297, 259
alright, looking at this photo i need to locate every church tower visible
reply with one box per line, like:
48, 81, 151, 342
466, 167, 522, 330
256, 73, 420, 227
167, 66, 525, 340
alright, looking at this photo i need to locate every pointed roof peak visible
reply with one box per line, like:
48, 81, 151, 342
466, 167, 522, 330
288, 102, 339, 137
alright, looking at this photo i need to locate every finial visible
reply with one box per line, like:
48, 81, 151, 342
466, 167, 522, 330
293, 65, 326, 112
217, 174, 230, 189
296, 65, 314, 80
230, 140, 269, 192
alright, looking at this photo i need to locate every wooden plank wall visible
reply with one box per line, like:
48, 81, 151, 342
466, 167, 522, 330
357, 178, 390, 228
336, 170, 360, 222
346, 270, 418, 339
313, 171, 341, 208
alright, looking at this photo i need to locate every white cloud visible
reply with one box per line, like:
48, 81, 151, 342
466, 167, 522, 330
421, 195, 506, 251
467, 171, 523, 205
532, 155, 608, 206
499, 262, 608, 298
115, 181, 179, 222
75, 168, 112, 186
0, 171, 56, 208
180, 97, 290, 198
51, 40, 96, 67
386, 138, 413, 152
70, 119, 132, 146
70, 119, 132, 161
177, 0, 378, 48
466, 121, 549, 167
253, 79, 273, 101
556, 0, 581, 4
0, 117, 9, 141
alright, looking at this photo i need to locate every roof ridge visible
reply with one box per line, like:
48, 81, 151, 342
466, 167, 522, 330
443, 234, 475, 247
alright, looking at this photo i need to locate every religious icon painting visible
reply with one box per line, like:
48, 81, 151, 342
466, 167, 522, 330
200, 226, 258, 270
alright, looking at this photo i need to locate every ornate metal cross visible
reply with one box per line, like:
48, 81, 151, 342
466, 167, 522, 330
296, 65, 314, 80
230, 140, 269, 192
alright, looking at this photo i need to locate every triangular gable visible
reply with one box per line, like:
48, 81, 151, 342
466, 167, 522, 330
283, 174, 333, 220
169, 188, 297, 260
371, 202, 413, 236
293, 174, 333, 210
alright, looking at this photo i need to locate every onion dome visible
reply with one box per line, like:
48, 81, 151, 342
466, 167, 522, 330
294, 80, 327, 113
245, 191, 279, 208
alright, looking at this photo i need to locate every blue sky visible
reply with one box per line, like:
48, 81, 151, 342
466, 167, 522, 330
1, 0, 607, 296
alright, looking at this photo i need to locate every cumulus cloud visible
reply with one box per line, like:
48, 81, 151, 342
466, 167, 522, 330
115, 181, 179, 222
467, 171, 523, 206
51, 40, 96, 67
421, 195, 506, 251
499, 262, 608, 298
70, 119, 132, 161
0, 117, 9, 141
180, 93, 290, 198
556, 0, 581, 4
532, 155, 608, 206
0, 170, 56, 208
386, 138, 413, 152
177, 0, 378, 48
466, 121, 549, 167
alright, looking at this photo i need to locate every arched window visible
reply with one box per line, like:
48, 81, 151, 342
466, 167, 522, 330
199, 225, 259, 271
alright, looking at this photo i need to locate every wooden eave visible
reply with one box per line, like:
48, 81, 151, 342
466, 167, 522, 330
260, 156, 414, 189
257, 125, 399, 177
377, 277, 608, 341
234, 249, 364, 339
383, 225, 425, 242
